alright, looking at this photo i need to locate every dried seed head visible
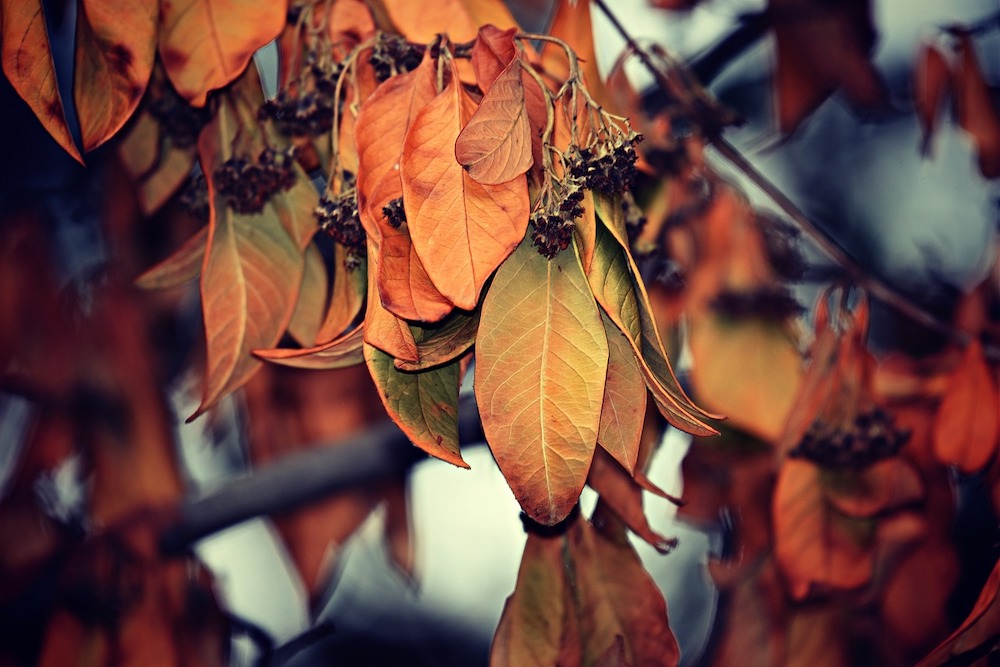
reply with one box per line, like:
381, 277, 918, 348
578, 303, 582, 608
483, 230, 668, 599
382, 197, 406, 229
711, 285, 804, 321
789, 406, 910, 469
317, 190, 366, 269
214, 148, 297, 214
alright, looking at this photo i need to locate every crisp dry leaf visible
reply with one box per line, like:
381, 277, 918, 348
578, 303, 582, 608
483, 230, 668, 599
933, 340, 1000, 473
598, 312, 647, 473
135, 227, 208, 289
158, 0, 286, 106
193, 100, 304, 417
576, 189, 597, 275
476, 238, 608, 525
287, 244, 329, 346
364, 245, 420, 362
455, 54, 534, 184
916, 558, 999, 666
773, 458, 875, 599
471, 25, 518, 90
770, 0, 884, 133
365, 344, 467, 467
381, 0, 518, 44
913, 42, 951, 156
401, 58, 530, 310
73, 0, 157, 151
575, 505, 680, 666
688, 313, 803, 443
255, 325, 364, 369
316, 243, 366, 343
273, 164, 321, 251
954, 33, 1000, 179
395, 309, 480, 372
542, 0, 615, 112
587, 449, 671, 553
0, 0, 83, 162
491, 532, 570, 667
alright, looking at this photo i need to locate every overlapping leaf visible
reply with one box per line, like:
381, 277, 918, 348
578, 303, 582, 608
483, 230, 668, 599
932, 340, 1000, 473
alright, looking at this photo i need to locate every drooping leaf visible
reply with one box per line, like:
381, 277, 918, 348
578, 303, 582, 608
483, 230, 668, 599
395, 308, 480, 372
365, 344, 467, 467
381, 0, 518, 44
954, 32, 1000, 179
0, 0, 83, 162
597, 311, 646, 473
135, 226, 207, 289
273, 163, 321, 251
73, 0, 157, 151
401, 58, 530, 310
916, 558, 999, 666
255, 325, 364, 369
192, 98, 304, 417
471, 25, 518, 90
933, 339, 1000, 473
773, 458, 876, 599
576, 189, 597, 275
315, 243, 366, 343
287, 244, 329, 346
364, 245, 419, 362
158, 0, 286, 106
455, 54, 533, 184
913, 42, 951, 156
587, 450, 671, 553
542, 0, 615, 111
476, 238, 608, 525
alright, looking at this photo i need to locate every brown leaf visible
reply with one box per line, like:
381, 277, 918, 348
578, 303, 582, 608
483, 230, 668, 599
0, 0, 83, 162
364, 245, 420, 362
158, 0, 286, 106
913, 42, 951, 156
933, 340, 1000, 473
73, 0, 157, 151
134, 226, 207, 290
773, 458, 875, 599
542, 0, 616, 112
315, 243, 366, 343
455, 55, 534, 184
471, 25, 518, 90
476, 238, 608, 525
587, 449, 670, 552
395, 309, 480, 372
770, 0, 884, 133
381, 0, 518, 44
917, 559, 998, 666
401, 58, 530, 310
255, 324, 364, 370
598, 312, 647, 473
287, 244, 328, 346
954, 33, 1000, 179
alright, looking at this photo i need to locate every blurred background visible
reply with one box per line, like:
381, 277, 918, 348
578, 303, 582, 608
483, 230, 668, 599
0, 0, 997, 665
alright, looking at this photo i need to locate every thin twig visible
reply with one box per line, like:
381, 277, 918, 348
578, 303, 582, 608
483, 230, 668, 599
591, 0, 998, 359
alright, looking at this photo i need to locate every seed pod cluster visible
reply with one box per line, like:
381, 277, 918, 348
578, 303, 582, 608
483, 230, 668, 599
711, 285, 804, 321
758, 213, 808, 281
260, 52, 344, 137
636, 251, 686, 293
180, 174, 209, 223
530, 178, 586, 258
369, 33, 423, 83
382, 197, 406, 229
148, 82, 211, 148
214, 148, 298, 214
317, 190, 365, 269
565, 132, 642, 196
789, 406, 910, 469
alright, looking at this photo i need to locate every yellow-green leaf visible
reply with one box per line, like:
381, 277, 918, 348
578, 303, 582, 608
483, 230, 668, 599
598, 311, 646, 473
395, 309, 480, 372
476, 238, 608, 525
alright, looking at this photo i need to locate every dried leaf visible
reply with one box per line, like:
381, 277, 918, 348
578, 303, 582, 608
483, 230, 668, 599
455, 55, 533, 184
365, 344, 468, 468
316, 243, 366, 343
135, 227, 208, 289
255, 325, 364, 369
542, 0, 615, 111
401, 58, 530, 310
576, 189, 597, 275
287, 244, 328, 346
73, 0, 157, 151
158, 0, 286, 106
364, 245, 420, 362
476, 238, 608, 525
954, 33, 1000, 179
933, 340, 1000, 473
0, 0, 83, 162
587, 449, 670, 552
598, 312, 646, 473
395, 309, 480, 372
913, 42, 951, 155
471, 25, 518, 90
381, 0, 518, 44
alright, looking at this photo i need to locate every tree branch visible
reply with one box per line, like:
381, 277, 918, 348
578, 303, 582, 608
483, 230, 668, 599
159, 395, 485, 556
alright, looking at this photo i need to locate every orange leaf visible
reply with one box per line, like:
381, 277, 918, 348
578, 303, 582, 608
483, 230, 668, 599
135, 226, 207, 289
476, 238, 608, 525
255, 325, 364, 370
394, 308, 479, 372
542, 0, 615, 112
0, 0, 83, 162
73, 0, 157, 151
158, 0, 286, 106
381, 0, 518, 44
913, 42, 951, 156
773, 458, 875, 599
587, 449, 671, 552
363, 245, 420, 361
917, 558, 999, 666
821, 458, 925, 518
315, 243, 366, 343
933, 339, 1000, 473
401, 59, 530, 310
455, 55, 534, 184
954, 33, 1000, 179
597, 312, 647, 473
287, 244, 329, 346
471, 25, 518, 90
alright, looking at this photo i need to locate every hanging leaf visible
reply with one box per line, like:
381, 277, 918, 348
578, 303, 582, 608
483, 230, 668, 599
476, 238, 608, 525
364, 245, 420, 362
255, 325, 365, 369
913, 42, 951, 156
471, 25, 518, 90
597, 312, 646, 473
587, 450, 672, 553
455, 54, 533, 184
542, 0, 615, 111
315, 244, 366, 344
365, 344, 467, 467
0, 0, 83, 162
73, 0, 157, 151
192, 98, 304, 417
273, 164, 321, 251
394, 309, 480, 372
287, 244, 329, 346
381, 0, 518, 44
158, 0, 286, 106
135, 227, 207, 289
932, 339, 1000, 473
953, 32, 1000, 179
401, 58, 530, 310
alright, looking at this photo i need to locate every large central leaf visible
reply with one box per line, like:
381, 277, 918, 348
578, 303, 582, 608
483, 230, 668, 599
476, 239, 608, 525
